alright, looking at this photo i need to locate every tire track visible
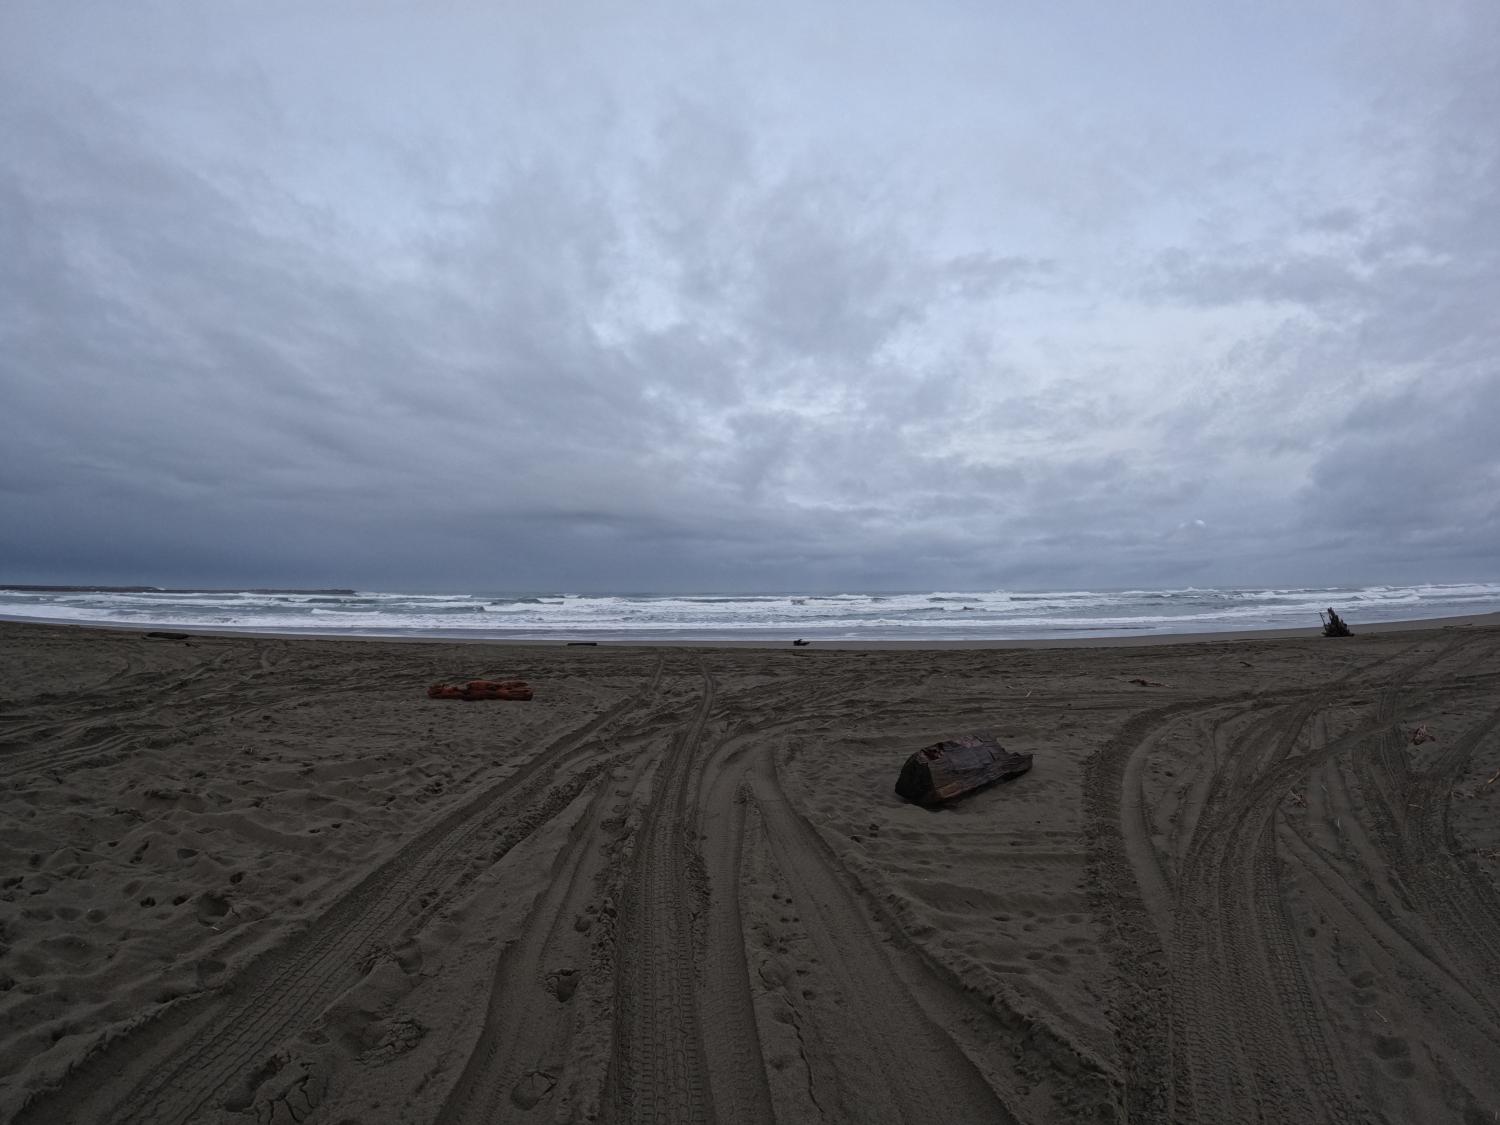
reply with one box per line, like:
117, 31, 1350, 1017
0, 644, 251, 773
108, 757, 616, 1124
1277, 821, 1500, 1043
1387, 703, 1500, 986
1091, 632, 1489, 1124
1084, 698, 1225, 1125
1334, 634, 1500, 995
433, 760, 636, 1125
697, 669, 1054, 1122
743, 747, 1020, 1124
1166, 699, 1341, 1123
738, 684, 1116, 1120
434, 657, 683, 1125
606, 662, 719, 1125
16, 657, 665, 1125
1164, 665, 1456, 1124
0, 641, 354, 778
693, 719, 787, 1125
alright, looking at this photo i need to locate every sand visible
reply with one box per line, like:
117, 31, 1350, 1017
1, 618, 1498, 1124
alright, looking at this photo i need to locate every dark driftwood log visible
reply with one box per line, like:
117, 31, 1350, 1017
1320, 608, 1353, 637
894, 732, 1033, 806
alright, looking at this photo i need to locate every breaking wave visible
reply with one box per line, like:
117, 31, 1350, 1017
3, 582, 1498, 641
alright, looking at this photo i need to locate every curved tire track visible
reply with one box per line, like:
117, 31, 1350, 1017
1089, 630, 1500, 1124
16, 659, 664, 1125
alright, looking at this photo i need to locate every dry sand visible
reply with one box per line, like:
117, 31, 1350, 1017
1, 618, 1498, 1124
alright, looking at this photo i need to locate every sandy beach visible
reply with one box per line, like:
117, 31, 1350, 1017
2, 617, 1498, 1124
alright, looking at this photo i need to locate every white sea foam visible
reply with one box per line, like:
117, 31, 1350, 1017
2, 583, 1497, 640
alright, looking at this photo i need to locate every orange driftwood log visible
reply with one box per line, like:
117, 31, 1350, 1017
427, 679, 533, 701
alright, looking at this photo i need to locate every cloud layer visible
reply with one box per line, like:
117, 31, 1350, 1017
2, 1, 1496, 591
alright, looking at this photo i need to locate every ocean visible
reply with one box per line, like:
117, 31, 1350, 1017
2, 582, 1498, 642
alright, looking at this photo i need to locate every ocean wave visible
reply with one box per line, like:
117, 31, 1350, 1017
3, 582, 1498, 640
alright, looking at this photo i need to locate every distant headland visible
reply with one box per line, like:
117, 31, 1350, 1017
0, 585, 357, 595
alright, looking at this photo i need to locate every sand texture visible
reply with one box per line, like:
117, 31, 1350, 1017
2, 620, 1499, 1123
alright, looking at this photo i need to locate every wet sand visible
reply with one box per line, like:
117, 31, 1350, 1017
1, 618, 1498, 1123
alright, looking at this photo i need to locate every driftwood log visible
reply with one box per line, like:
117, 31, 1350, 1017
894, 732, 1033, 806
427, 679, 533, 701
1321, 608, 1353, 637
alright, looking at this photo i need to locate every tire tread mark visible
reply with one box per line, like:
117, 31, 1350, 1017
16, 675, 658, 1125
607, 663, 718, 1125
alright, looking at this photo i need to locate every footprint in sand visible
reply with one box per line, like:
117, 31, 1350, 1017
510, 1069, 556, 1110
544, 967, 579, 1002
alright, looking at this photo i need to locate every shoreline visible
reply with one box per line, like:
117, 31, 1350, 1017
3, 608, 1498, 650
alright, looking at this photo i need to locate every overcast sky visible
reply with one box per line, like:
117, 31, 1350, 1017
2, 1, 1496, 593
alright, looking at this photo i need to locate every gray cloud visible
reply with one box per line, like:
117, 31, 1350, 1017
2, 2, 1497, 592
